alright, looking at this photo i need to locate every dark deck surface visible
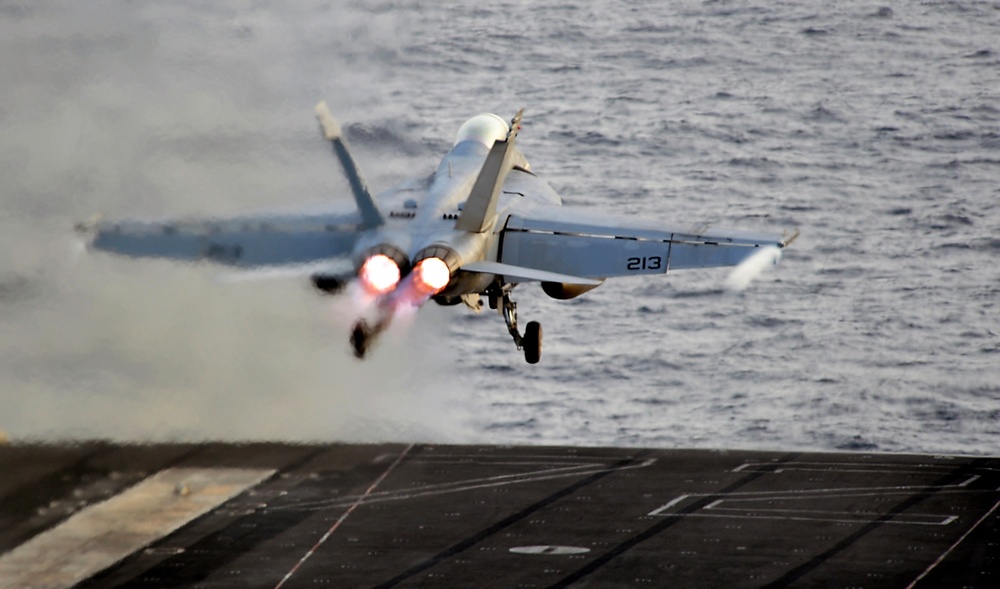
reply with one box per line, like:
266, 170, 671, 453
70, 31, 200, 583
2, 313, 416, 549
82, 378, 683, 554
1, 442, 998, 588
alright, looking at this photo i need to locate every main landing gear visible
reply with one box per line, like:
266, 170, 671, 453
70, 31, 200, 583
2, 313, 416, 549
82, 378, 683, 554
491, 288, 542, 364
350, 321, 372, 359
350, 314, 391, 359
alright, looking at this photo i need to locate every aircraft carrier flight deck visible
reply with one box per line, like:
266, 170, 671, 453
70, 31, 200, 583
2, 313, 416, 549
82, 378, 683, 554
1, 442, 998, 588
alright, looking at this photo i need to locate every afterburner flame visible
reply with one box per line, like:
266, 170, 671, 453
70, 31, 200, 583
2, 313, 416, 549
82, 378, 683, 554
412, 257, 451, 295
359, 254, 401, 295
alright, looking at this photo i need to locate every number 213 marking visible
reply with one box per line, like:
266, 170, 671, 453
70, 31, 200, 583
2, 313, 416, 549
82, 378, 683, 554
627, 256, 662, 271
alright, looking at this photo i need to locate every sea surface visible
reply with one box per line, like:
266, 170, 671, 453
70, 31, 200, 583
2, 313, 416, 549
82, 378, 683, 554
1, 1, 998, 455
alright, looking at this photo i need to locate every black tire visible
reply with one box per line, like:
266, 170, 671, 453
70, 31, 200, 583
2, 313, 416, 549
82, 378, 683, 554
431, 295, 463, 306
523, 321, 542, 364
350, 322, 368, 359
311, 274, 345, 295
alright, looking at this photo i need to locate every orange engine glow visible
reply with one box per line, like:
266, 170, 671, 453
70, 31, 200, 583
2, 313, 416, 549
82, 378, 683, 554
412, 257, 451, 295
359, 254, 401, 295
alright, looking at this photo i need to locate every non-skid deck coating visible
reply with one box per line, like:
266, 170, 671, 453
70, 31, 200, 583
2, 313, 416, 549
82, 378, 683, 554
0, 467, 276, 589
1, 442, 998, 588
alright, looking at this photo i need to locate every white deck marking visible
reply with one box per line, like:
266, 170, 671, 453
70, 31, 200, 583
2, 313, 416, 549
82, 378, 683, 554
650, 462, 998, 527
730, 461, 976, 476
702, 506, 956, 526
510, 545, 591, 555
659, 495, 690, 511
661, 513, 958, 526
0, 467, 275, 589
279, 456, 657, 512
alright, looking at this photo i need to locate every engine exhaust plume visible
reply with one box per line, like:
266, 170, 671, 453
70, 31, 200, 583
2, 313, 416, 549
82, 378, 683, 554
726, 246, 782, 292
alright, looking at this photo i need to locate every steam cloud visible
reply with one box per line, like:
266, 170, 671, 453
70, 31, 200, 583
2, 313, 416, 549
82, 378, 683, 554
0, 3, 475, 444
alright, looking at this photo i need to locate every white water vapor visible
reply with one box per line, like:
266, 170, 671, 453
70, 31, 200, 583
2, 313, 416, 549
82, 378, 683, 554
0, 3, 483, 446
726, 246, 782, 292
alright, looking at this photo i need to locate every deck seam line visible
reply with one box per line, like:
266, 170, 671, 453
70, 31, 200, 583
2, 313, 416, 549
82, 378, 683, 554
273, 443, 414, 589
904, 496, 1000, 589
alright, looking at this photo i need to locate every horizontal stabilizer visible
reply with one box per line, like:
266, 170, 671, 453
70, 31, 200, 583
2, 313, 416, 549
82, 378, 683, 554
461, 261, 602, 286
79, 207, 363, 268
215, 259, 355, 284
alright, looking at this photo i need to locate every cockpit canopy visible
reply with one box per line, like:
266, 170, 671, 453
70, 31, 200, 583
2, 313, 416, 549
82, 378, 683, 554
454, 113, 509, 148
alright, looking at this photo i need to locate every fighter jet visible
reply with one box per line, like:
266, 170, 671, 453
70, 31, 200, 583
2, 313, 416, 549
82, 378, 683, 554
78, 103, 798, 363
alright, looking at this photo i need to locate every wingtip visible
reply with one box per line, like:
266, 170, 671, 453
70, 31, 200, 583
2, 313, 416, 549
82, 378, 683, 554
780, 229, 801, 248
73, 213, 103, 235
72, 214, 103, 254
315, 100, 342, 141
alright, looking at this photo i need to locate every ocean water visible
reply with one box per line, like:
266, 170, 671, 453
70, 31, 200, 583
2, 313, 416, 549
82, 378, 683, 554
1, 1, 998, 455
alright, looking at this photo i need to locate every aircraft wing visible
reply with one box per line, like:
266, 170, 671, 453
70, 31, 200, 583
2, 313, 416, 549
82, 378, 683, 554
498, 206, 796, 280
77, 205, 364, 269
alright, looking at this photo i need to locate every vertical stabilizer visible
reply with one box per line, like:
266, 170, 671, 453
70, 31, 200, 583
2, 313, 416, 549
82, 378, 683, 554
315, 101, 384, 229
455, 109, 524, 233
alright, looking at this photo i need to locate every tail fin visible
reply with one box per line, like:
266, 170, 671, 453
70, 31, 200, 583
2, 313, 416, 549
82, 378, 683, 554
315, 101, 384, 229
455, 109, 524, 233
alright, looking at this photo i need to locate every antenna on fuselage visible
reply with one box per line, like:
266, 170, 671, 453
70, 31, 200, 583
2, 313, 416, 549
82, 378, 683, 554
455, 108, 524, 233
315, 101, 384, 229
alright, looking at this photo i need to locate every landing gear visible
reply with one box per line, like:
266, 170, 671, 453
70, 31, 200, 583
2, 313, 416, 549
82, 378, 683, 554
311, 274, 346, 295
496, 288, 543, 364
350, 321, 369, 359
523, 321, 542, 365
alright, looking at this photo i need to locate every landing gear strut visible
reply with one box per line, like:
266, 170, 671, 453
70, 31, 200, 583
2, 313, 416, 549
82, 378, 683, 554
494, 289, 542, 364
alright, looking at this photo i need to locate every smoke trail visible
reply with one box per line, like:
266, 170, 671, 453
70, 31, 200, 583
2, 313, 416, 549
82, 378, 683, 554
726, 246, 782, 292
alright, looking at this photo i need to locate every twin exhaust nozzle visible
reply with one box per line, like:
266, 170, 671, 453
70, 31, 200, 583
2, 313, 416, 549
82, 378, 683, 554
357, 245, 454, 298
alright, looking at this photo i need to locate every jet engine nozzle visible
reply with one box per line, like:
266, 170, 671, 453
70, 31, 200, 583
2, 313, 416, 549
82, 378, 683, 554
359, 243, 410, 274
411, 245, 463, 296
412, 257, 451, 296
357, 244, 410, 295
359, 254, 401, 295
